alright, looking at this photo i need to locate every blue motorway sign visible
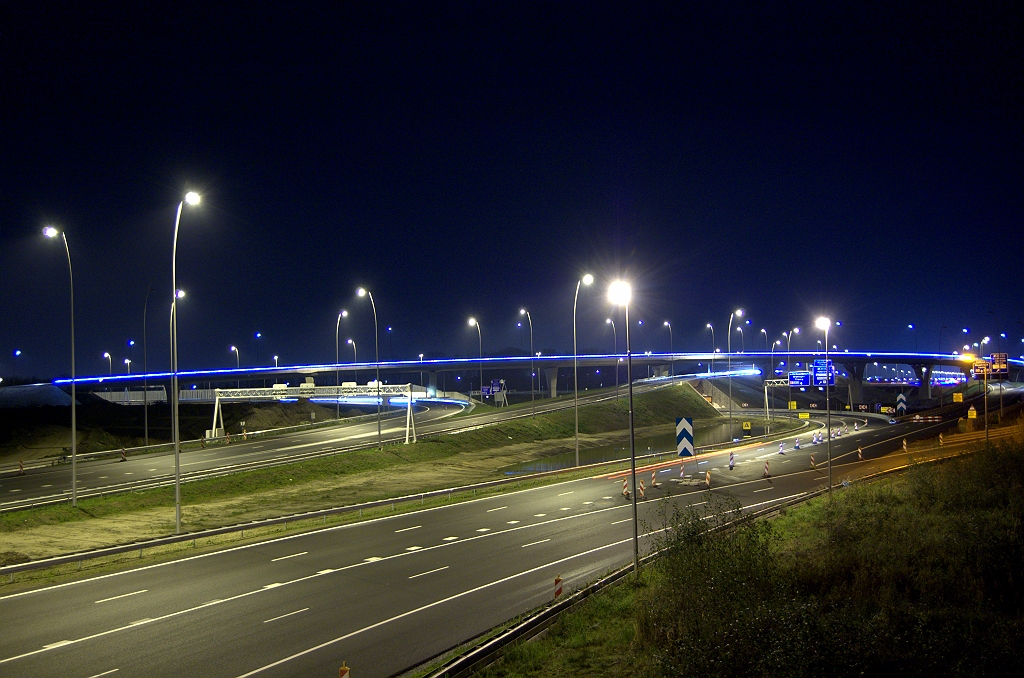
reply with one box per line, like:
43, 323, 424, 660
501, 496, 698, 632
788, 371, 811, 387
812, 359, 835, 386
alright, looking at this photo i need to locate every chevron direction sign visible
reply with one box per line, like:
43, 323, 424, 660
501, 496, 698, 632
676, 417, 694, 457
896, 392, 907, 414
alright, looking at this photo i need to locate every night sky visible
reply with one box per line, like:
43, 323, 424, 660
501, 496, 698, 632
2, 2, 1022, 381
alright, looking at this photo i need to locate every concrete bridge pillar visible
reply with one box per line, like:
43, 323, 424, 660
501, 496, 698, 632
910, 363, 934, 399
844, 362, 865, 405
428, 371, 438, 392
544, 367, 560, 398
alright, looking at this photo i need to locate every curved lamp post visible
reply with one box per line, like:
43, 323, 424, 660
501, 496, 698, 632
468, 317, 483, 407
335, 309, 348, 419
170, 190, 200, 534
606, 318, 618, 398
43, 226, 77, 506
663, 320, 673, 376
347, 338, 357, 384
815, 316, 833, 496
784, 327, 799, 415
357, 287, 381, 450
727, 309, 743, 434
230, 345, 240, 387
519, 308, 535, 417
607, 280, 638, 576
573, 273, 594, 466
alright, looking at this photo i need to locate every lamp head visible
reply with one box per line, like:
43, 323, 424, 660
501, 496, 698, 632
341, 309, 348, 317
581, 273, 594, 286
175, 289, 186, 299
468, 317, 477, 327
43, 226, 59, 238
520, 308, 526, 315
356, 287, 367, 297
606, 318, 612, 324
815, 317, 831, 331
230, 346, 237, 353
255, 332, 261, 339
793, 327, 800, 334
664, 321, 670, 327
706, 323, 712, 329
103, 352, 110, 359
735, 309, 743, 317
184, 192, 200, 205
607, 280, 631, 306
347, 338, 353, 345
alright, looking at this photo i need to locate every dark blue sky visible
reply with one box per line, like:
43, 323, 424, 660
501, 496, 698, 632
2, 1, 1022, 380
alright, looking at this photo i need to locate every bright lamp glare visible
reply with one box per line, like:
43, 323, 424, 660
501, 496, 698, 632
356, 288, 366, 297
520, 308, 526, 315
230, 346, 237, 352
347, 339, 353, 345
43, 226, 59, 238
184, 192, 200, 205
103, 352, 110, 358
175, 289, 186, 299
468, 317, 477, 326
607, 280, 631, 306
735, 309, 743, 317
815, 317, 831, 330
581, 273, 594, 286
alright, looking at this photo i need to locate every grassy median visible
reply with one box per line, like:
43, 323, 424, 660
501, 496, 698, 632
477, 438, 1024, 678
0, 383, 718, 562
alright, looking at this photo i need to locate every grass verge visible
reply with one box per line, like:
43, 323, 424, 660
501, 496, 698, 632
475, 438, 1024, 677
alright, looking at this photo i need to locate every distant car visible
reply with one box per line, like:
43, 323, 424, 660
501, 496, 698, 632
888, 418, 897, 424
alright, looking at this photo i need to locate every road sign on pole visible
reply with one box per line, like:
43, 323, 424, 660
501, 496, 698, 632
991, 353, 1008, 375
788, 371, 811, 387
968, 406, 977, 419
675, 417, 694, 457
788, 400, 797, 410
953, 392, 963, 403
811, 359, 835, 386
896, 392, 907, 415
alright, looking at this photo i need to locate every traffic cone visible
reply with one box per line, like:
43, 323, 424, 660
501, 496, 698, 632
810, 453, 815, 469
638, 478, 646, 500
857, 447, 863, 461
728, 451, 735, 470
763, 461, 770, 478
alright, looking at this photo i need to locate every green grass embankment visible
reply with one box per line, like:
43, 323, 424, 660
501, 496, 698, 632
478, 438, 1024, 678
0, 383, 716, 541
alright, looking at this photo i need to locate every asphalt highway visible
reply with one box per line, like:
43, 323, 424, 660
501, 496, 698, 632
0, 382, 666, 511
0, 413, 953, 677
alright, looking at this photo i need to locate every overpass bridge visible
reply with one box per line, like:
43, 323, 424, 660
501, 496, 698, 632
57, 351, 1022, 404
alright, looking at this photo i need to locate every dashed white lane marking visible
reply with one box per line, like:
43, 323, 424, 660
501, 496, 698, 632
405, 546, 422, 551
602, 496, 612, 499
364, 557, 383, 562
41, 484, 52, 488
506, 520, 520, 524
271, 552, 308, 562
534, 513, 546, 517
148, 469, 157, 472
752, 487, 774, 493
394, 525, 421, 533
99, 476, 109, 479
123, 472, 133, 475
611, 518, 632, 525
476, 528, 490, 532
263, 608, 308, 624
442, 536, 459, 541
486, 506, 507, 512
409, 566, 449, 579
582, 501, 593, 505
86, 669, 119, 678
8, 490, 20, 493
522, 539, 550, 548
559, 507, 571, 511
557, 491, 574, 496
95, 589, 147, 604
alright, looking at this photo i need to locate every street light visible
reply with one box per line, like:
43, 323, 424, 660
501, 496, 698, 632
335, 309, 348, 420
784, 327, 799, 414
663, 320, 674, 376
103, 351, 112, 381
520, 308, 535, 416
43, 225, 77, 506
347, 339, 357, 384
606, 318, 618, 398
727, 309, 743, 435
124, 358, 131, 374
908, 323, 918, 352
357, 287, 382, 450
607, 280, 638, 576
230, 345, 240, 388
171, 190, 200, 534
706, 322, 715, 381
573, 273, 594, 466
468, 317, 483, 409
736, 326, 745, 353
761, 328, 768, 351
815, 316, 833, 496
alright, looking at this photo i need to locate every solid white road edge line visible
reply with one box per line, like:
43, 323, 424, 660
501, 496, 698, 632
94, 590, 147, 604
409, 566, 449, 579
263, 608, 309, 623
270, 552, 308, 562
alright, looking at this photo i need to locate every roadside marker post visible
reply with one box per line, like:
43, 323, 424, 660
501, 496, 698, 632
18, 461, 24, 476
621, 477, 629, 498
858, 447, 863, 461
120, 448, 127, 462
675, 418, 694, 457
638, 478, 646, 500
705, 470, 711, 488
339, 661, 350, 678
902, 438, 908, 452
794, 438, 800, 450
939, 433, 944, 446
728, 451, 735, 470
778, 441, 785, 454
554, 575, 563, 599
650, 470, 659, 488
810, 453, 815, 469
763, 461, 770, 478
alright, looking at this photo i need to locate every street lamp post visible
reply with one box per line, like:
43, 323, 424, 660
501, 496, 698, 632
706, 323, 715, 395
727, 310, 743, 435
347, 339, 357, 384
785, 327, 800, 414
336, 309, 348, 420
520, 309, 535, 416
170, 190, 200, 534
606, 318, 618, 398
142, 284, 153, 446
761, 328, 768, 351
769, 339, 781, 418
357, 288, 382, 450
663, 321, 674, 376
736, 326, 745, 353
124, 358, 132, 374
43, 226, 77, 506
815, 317, 833, 496
468, 317, 483, 407
573, 273, 594, 466
103, 352, 112, 390
607, 280, 638, 576
230, 345, 240, 387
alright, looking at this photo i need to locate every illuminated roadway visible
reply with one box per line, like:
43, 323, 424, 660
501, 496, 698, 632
0, 412, 957, 677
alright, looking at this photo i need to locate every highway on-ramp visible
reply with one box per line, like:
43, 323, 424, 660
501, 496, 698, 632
0, 413, 953, 677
